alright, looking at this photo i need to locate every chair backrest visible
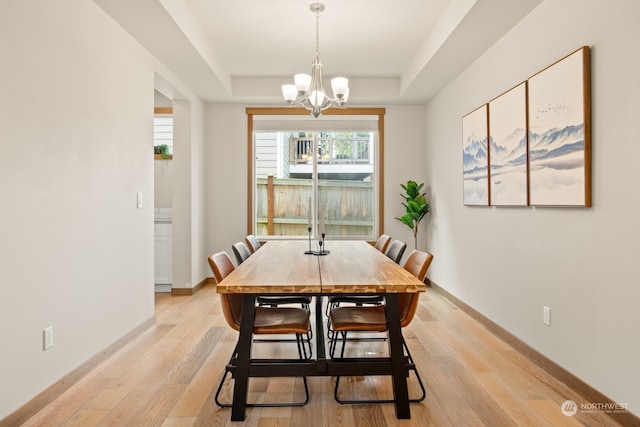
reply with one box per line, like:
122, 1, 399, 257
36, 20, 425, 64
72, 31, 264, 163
245, 234, 261, 254
385, 240, 407, 264
207, 251, 242, 331
232, 241, 252, 266
374, 234, 391, 253
398, 250, 434, 327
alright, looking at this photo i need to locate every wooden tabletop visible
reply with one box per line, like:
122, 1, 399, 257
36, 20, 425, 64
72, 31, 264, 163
216, 240, 426, 294
215, 240, 319, 294
319, 240, 427, 294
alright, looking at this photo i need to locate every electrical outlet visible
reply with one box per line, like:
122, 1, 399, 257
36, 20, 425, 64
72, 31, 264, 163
543, 306, 551, 326
43, 326, 54, 350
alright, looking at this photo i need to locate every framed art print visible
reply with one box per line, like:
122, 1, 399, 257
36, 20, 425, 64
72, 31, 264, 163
489, 82, 528, 206
528, 46, 591, 206
462, 104, 489, 205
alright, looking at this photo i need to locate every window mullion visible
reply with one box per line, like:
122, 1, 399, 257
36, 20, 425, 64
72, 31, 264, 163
312, 132, 319, 238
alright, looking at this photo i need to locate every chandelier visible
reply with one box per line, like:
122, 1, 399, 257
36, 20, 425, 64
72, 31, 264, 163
281, 3, 349, 118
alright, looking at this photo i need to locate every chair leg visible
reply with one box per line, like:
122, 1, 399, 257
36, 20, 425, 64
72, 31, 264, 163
328, 331, 336, 357
214, 368, 234, 408
329, 330, 345, 358
214, 338, 311, 408
401, 337, 426, 402
332, 336, 426, 404
296, 333, 313, 360
216, 373, 310, 408
215, 342, 239, 408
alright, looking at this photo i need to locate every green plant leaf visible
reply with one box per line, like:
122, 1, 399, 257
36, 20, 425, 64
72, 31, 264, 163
395, 180, 430, 234
395, 213, 415, 229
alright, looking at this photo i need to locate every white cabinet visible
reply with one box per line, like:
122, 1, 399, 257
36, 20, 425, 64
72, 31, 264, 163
154, 223, 172, 286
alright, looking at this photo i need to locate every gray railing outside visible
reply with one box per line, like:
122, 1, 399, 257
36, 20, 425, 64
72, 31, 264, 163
290, 136, 371, 165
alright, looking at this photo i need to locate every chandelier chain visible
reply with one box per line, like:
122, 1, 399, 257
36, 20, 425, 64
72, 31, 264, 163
315, 7, 320, 58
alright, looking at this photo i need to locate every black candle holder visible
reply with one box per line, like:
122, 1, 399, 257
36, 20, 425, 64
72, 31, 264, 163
304, 226, 314, 254
314, 233, 330, 256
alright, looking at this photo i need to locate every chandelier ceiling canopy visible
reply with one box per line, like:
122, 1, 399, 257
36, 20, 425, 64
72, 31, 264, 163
281, 3, 349, 118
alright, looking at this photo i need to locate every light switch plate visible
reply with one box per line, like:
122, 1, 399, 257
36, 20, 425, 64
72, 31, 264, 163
543, 306, 551, 326
43, 326, 54, 350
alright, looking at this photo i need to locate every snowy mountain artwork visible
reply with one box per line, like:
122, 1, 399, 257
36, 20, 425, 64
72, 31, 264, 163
462, 105, 489, 205
528, 47, 590, 206
489, 82, 528, 206
461, 46, 590, 208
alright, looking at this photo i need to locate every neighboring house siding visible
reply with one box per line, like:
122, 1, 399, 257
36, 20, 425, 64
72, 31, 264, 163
255, 132, 277, 178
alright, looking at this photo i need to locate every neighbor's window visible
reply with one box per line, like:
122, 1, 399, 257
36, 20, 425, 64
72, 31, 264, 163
248, 109, 384, 241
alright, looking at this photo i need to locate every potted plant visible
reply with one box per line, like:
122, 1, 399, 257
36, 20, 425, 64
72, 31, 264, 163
395, 180, 430, 250
154, 144, 172, 159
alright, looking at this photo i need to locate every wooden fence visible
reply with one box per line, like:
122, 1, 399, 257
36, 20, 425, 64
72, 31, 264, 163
256, 177, 374, 236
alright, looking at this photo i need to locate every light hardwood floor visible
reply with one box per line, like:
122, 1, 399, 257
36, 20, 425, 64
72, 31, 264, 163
18, 285, 623, 427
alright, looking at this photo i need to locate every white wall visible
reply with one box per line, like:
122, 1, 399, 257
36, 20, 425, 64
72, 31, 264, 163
170, 100, 192, 290
154, 160, 173, 207
171, 99, 208, 288
0, 0, 156, 417
424, 0, 640, 410
188, 102, 208, 286
384, 106, 428, 251
204, 105, 250, 257
203, 105, 428, 260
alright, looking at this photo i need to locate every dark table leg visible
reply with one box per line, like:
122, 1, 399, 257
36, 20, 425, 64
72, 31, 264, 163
314, 296, 327, 371
231, 294, 256, 421
385, 294, 410, 419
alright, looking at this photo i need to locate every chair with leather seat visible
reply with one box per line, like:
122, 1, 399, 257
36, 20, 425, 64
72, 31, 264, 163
385, 239, 407, 264
324, 235, 394, 334
230, 241, 313, 342
239, 237, 312, 310
232, 241, 252, 266
374, 234, 391, 253
328, 249, 434, 404
208, 251, 312, 408
245, 234, 261, 254
327, 234, 393, 310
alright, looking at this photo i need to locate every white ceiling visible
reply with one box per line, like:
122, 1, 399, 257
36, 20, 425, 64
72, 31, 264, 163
94, 0, 542, 105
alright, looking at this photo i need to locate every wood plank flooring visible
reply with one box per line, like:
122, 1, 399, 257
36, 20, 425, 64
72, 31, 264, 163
18, 285, 622, 426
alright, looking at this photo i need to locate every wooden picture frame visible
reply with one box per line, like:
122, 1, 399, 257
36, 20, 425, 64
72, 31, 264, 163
489, 82, 528, 206
527, 46, 591, 207
462, 104, 490, 205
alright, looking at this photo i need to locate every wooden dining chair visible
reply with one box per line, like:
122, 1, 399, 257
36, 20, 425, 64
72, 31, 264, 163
385, 239, 407, 264
374, 234, 391, 253
207, 251, 311, 407
328, 249, 434, 404
244, 234, 261, 254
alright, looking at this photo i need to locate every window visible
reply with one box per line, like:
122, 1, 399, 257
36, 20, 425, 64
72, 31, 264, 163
154, 115, 173, 159
247, 108, 385, 241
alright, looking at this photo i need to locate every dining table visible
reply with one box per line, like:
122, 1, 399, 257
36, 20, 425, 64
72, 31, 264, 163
215, 239, 427, 421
